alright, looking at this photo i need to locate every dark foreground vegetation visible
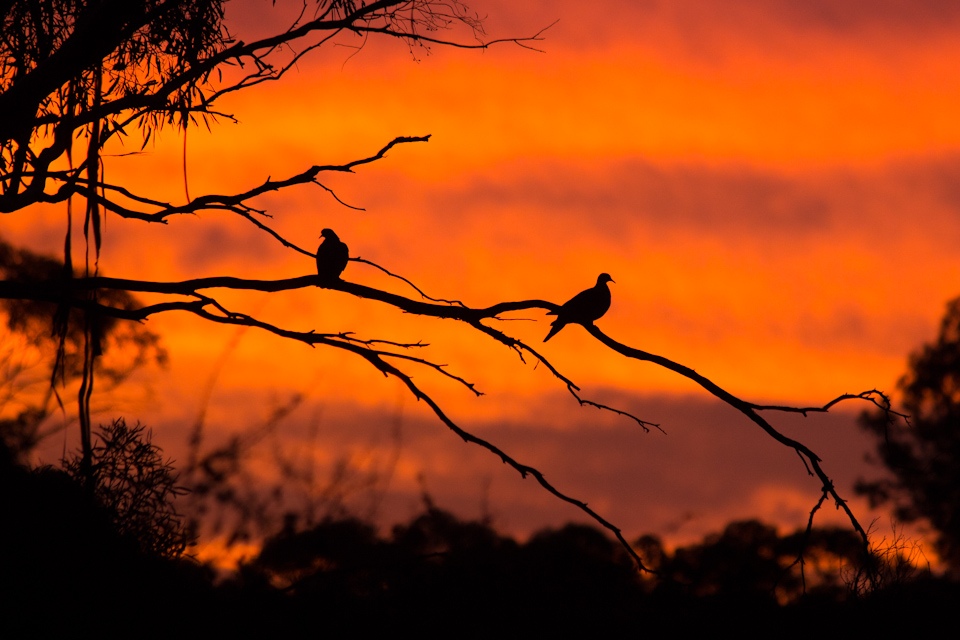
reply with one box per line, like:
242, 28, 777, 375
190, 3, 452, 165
2, 430, 956, 638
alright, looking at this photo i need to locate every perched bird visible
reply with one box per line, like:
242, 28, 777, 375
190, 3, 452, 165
316, 228, 349, 283
544, 273, 615, 342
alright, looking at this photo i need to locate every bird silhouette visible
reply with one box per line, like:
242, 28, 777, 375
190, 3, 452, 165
543, 273, 614, 342
316, 228, 349, 283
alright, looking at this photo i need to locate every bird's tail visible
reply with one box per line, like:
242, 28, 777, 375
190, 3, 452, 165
543, 320, 563, 342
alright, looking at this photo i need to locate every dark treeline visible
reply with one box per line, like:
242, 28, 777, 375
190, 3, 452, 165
2, 427, 956, 638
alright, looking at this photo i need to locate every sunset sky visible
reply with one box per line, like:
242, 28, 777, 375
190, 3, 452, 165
7, 0, 960, 564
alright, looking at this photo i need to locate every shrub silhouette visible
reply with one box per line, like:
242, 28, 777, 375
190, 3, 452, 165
63, 418, 190, 558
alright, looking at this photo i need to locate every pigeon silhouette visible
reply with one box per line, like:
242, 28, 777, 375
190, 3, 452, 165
543, 273, 614, 342
316, 228, 349, 283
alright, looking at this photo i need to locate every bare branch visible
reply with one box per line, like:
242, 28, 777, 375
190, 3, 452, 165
344, 338, 653, 574
348, 19, 552, 54
69, 135, 432, 224
751, 389, 910, 421
0, 254, 899, 570
77, 282, 647, 570
583, 323, 873, 548
352, 257, 467, 307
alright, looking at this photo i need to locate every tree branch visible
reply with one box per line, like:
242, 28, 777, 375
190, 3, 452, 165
1, 1, 548, 212
583, 323, 875, 548
0, 265, 899, 570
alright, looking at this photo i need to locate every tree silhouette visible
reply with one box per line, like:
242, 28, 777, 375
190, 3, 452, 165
858, 296, 960, 575
0, 0, 534, 477
0, 0, 901, 573
0, 237, 165, 460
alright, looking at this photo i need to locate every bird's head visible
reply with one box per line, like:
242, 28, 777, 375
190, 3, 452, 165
597, 273, 615, 285
320, 228, 338, 241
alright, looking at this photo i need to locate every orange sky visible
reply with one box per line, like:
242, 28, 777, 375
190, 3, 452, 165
7, 0, 960, 561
